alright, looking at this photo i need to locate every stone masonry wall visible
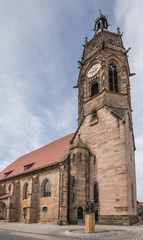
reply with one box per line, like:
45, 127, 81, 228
77, 107, 129, 217
0, 167, 60, 224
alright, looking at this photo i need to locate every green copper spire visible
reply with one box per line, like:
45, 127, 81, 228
94, 11, 109, 35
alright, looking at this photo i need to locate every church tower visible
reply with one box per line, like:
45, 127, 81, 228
71, 13, 138, 225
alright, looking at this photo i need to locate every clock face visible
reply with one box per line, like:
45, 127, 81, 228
87, 63, 101, 78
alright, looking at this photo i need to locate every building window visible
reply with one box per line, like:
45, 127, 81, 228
72, 176, 75, 187
78, 207, 83, 219
131, 183, 134, 208
98, 22, 100, 29
9, 184, 11, 192
73, 154, 75, 161
94, 183, 99, 203
109, 64, 118, 92
23, 207, 27, 214
92, 110, 97, 119
93, 156, 96, 165
42, 206, 48, 212
80, 153, 82, 161
91, 83, 98, 97
43, 180, 51, 197
24, 163, 34, 171
24, 166, 29, 171
72, 193, 75, 202
23, 208, 27, 219
24, 183, 28, 199
4, 170, 13, 178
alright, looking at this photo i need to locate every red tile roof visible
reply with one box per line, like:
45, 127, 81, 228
0, 133, 74, 181
0, 193, 10, 199
138, 202, 143, 208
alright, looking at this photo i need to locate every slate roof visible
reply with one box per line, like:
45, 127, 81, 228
107, 106, 127, 119
0, 133, 74, 181
138, 202, 143, 208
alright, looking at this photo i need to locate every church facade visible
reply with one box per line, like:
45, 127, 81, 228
0, 14, 138, 225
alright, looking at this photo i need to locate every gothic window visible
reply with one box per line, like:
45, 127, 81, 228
91, 83, 98, 97
78, 207, 83, 219
94, 183, 99, 203
9, 184, 11, 192
109, 64, 118, 92
24, 183, 28, 199
43, 180, 51, 197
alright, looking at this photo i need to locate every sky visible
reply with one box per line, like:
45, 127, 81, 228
0, 0, 142, 201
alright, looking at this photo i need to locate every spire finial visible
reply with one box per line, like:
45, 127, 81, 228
94, 12, 109, 35
85, 36, 88, 45
117, 27, 120, 35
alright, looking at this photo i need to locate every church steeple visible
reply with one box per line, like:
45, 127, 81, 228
77, 13, 132, 126
74, 13, 137, 226
94, 11, 109, 35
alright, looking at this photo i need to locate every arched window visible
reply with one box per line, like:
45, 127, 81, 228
94, 183, 98, 203
91, 83, 98, 97
43, 180, 51, 197
9, 184, 11, 192
78, 207, 83, 219
98, 22, 100, 29
109, 64, 118, 92
24, 183, 28, 199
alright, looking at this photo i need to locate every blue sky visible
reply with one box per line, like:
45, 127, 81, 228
0, 0, 143, 201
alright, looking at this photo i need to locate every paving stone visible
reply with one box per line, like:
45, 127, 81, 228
0, 221, 143, 240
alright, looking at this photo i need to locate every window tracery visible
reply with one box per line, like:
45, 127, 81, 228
24, 183, 28, 199
109, 64, 118, 92
43, 180, 51, 197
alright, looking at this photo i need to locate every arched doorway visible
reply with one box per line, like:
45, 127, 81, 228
0, 202, 7, 220
95, 210, 98, 222
78, 207, 83, 220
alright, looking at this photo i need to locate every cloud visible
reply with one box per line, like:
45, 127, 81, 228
0, 0, 142, 204
44, 93, 77, 132
114, 0, 143, 201
0, 0, 79, 172
0, 73, 44, 171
